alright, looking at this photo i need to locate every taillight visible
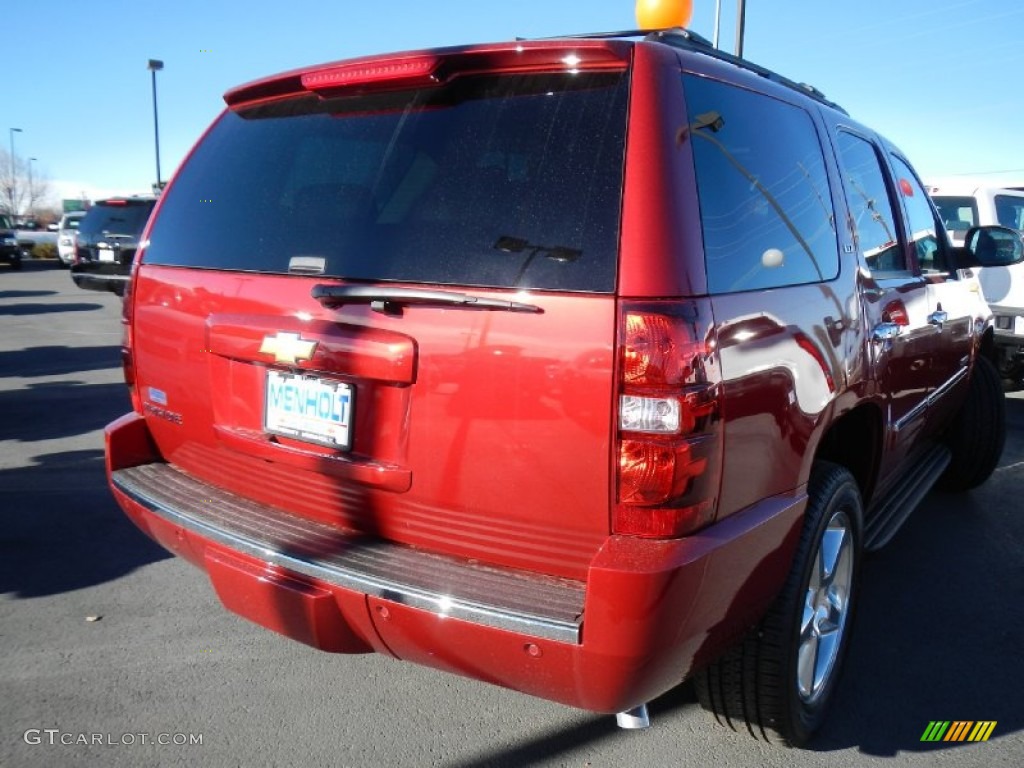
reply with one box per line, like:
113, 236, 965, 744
120, 276, 140, 413
882, 299, 910, 326
614, 301, 722, 538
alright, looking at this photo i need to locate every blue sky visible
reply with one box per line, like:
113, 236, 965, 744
5, 0, 1023, 206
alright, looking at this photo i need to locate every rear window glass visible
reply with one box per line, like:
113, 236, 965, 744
683, 75, 837, 294
79, 202, 154, 239
143, 72, 629, 293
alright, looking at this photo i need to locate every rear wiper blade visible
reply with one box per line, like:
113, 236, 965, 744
311, 284, 543, 316
494, 235, 582, 285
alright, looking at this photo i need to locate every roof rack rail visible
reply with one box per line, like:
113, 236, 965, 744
645, 29, 847, 114
522, 27, 715, 48
520, 28, 846, 115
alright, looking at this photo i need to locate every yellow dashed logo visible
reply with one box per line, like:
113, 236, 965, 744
921, 721, 996, 742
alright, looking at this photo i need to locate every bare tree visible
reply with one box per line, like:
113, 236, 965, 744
26, 173, 52, 219
0, 149, 51, 220
0, 149, 24, 218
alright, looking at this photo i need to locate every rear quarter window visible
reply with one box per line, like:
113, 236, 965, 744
142, 72, 628, 293
683, 76, 838, 294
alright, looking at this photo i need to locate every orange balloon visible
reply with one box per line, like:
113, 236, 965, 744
635, 0, 693, 29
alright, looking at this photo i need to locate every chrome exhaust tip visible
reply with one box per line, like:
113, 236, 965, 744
615, 704, 650, 730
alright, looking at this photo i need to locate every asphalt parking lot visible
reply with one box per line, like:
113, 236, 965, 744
2, 261, 1022, 768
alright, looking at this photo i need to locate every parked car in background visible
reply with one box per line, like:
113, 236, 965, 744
931, 184, 1024, 384
56, 210, 87, 267
14, 219, 58, 255
105, 27, 1023, 747
70, 197, 156, 295
0, 214, 22, 270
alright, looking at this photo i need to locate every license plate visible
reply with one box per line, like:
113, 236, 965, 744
1015, 316, 1024, 336
264, 370, 353, 450
98, 245, 115, 262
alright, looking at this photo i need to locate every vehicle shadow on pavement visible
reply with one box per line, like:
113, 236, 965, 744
0, 301, 103, 316
443, 686, 697, 768
0, 380, 131, 443
0, 449, 170, 599
0, 345, 124, 379
0, 290, 57, 300
810, 480, 1023, 753
1005, 395, 1024, 432
442, 401, 1024, 763
3, 259, 62, 272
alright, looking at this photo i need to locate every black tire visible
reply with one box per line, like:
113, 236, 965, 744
694, 462, 863, 746
938, 355, 1005, 492
9, 256, 22, 271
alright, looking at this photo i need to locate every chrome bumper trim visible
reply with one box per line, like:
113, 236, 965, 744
113, 464, 585, 644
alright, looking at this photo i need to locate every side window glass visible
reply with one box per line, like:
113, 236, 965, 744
931, 195, 978, 237
834, 132, 905, 273
891, 155, 948, 275
995, 194, 1024, 231
684, 76, 838, 294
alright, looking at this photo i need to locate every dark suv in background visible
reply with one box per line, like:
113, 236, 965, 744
104, 28, 1023, 746
0, 214, 22, 270
70, 197, 156, 294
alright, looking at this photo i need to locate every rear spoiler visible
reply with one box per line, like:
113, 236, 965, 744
224, 40, 631, 108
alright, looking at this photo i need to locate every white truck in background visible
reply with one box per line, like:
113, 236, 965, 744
930, 183, 1024, 385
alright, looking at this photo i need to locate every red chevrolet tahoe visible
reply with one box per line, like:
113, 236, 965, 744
105, 28, 1023, 745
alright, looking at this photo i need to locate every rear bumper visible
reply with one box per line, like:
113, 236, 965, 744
113, 461, 585, 644
106, 411, 805, 712
70, 265, 129, 295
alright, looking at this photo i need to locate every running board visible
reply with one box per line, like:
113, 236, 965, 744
864, 443, 951, 552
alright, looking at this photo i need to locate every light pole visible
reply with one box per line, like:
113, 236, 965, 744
147, 59, 164, 190
8, 127, 22, 218
734, 0, 747, 58
713, 0, 722, 48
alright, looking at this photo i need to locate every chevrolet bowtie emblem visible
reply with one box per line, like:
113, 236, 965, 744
259, 332, 318, 365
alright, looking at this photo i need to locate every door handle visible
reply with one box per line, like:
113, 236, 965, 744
871, 322, 902, 342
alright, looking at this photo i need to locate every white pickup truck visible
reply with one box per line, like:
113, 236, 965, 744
931, 183, 1024, 383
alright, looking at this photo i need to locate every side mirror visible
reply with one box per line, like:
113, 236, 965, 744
957, 225, 1024, 268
